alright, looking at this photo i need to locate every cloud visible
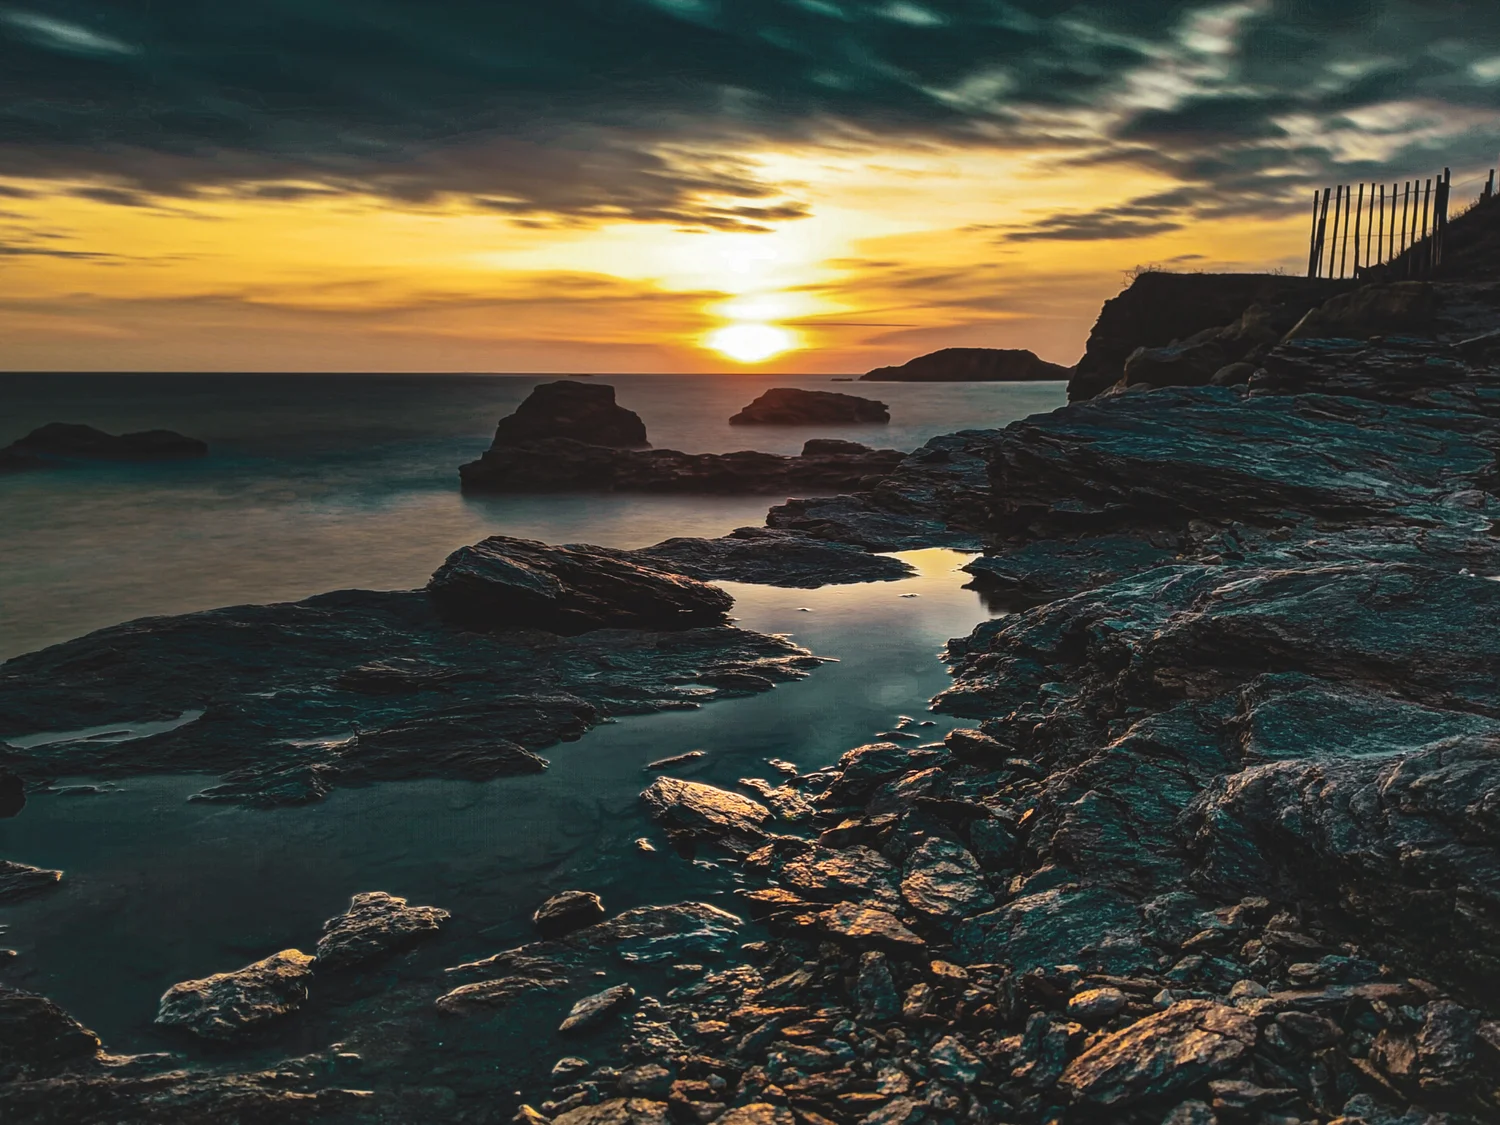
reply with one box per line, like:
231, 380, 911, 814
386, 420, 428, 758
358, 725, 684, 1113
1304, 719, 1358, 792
2, 1, 1500, 227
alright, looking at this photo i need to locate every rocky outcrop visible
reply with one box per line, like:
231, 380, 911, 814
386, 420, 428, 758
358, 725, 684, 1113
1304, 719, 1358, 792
862, 347, 1071, 382
155, 949, 316, 1040
426, 536, 734, 634
459, 436, 905, 494
534, 891, 607, 938
1068, 272, 1353, 400
314, 891, 449, 970
0, 859, 62, 904
728, 388, 889, 425
0, 423, 208, 468
492, 381, 649, 448
640, 777, 770, 852
0, 544, 822, 806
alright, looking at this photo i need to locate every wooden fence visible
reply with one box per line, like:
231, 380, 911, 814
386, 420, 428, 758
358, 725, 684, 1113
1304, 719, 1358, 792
1307, 169, 1455, 280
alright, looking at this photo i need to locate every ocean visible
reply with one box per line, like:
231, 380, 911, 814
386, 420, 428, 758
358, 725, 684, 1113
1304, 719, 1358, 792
0, 372, 1067, 1099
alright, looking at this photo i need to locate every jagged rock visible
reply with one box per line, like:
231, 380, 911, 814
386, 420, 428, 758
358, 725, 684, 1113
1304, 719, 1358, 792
459, 436, 905, 495
559, 984, 636, 1033
632, 527, 913, 588
855, 951, 900, 1020
958, 887, 1142, 973
641, 777, 770, 850
715, 1105, 793, 1125
1, 422, 208, 464
314, 891, 449, 969
772, 844, 900, 908
818, 742, 948, 807
899, 837, 995, 923
817, 903, 925, 952
0, 987, 101, 1079
862, 347, 1070, 382
534, 891, 607, 938
491, 381, 649, 448
155, 949, 316, 1040
0, 859, 62, 903
555, 1098, 672, 1125
929, 1035, 984, 1084
427, 535, 733, 634
729, 388, 889, 425
1057, 1000, 1256, 1108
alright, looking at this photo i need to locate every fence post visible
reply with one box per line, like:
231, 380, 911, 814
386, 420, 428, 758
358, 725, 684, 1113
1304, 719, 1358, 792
1420, 177, 1433, 277
1377, 183, 1386, 272
1352, 183, 1364, 276
1435, 168, 1450, 271
1401, 182, 1413, 277
1329, 185, 1344, 278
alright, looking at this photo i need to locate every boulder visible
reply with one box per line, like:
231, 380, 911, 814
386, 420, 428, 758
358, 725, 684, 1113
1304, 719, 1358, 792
559, 983, 636, 1032
0, 987, 101, 1079
1, 423, 208, 463
155, 949, 316, 1040
899, 837, 995, 923
1057, 1000, 1256, 1108
314, 891, 449, 969
862, 347, 1071, 382
0, 859, 61, 904
817, 903, 926, 952
640, 777, 770, 849
426, 536, 733, 634
729, 388, 889, 426
490, 381, 648, 448
534, 890, 607, 938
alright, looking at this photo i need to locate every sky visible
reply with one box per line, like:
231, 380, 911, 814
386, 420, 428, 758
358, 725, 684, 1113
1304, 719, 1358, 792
4, 1, 1500, 373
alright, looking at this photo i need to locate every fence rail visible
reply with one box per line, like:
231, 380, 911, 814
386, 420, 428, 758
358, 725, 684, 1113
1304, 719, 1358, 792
1307, 169, 1456, 280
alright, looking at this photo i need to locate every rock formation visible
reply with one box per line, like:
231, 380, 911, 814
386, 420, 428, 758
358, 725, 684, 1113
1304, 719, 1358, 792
315, 891, 450, 970
0, 423, 208, 469
492, 381, 649, 448
861, 348, 1071, 382
155, 949, 316, 1040
729, 388, 890, 425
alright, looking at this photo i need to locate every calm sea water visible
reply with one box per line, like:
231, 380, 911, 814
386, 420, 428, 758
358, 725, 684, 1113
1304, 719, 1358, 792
0, 373, 1065, 659
0, 373, 1066, 1101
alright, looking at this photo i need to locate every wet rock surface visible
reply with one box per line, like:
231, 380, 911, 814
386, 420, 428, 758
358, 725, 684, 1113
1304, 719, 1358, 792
0, 860, 62, 904
459, 436, 906, 495
427, 536, 734, 634
315, 892, 450, 970
862, 347, 1070, 383
155, 949, 316, 1040
729, 388, 890, 426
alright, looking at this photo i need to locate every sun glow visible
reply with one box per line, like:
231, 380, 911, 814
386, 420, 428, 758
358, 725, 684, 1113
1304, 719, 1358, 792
706, 322, 797, 364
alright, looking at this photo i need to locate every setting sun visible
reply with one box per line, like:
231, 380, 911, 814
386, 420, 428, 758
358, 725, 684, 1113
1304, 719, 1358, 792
706, 323, 797, 364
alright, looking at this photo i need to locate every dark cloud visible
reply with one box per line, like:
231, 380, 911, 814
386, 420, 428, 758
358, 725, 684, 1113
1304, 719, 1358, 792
3, 1, 1500, 226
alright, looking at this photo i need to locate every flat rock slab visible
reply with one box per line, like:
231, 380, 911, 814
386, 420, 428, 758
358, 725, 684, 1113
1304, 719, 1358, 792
559, 983, 635, 1032
155, 949, 316, 1040
817, 903, 925, 952
631, 527, 914, 589
0, 859, 62, 904
1058, 999, 1256, 1108
641, 777, 770, 849
534, 890, 607, 939
435, 970, 567, 1016
427, 535, 733, 634
315, 891, 449, 970
729, 388, 889, 425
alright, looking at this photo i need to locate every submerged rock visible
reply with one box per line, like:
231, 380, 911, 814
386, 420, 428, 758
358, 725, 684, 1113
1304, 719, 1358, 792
862, 347, 1070, 382
729, 388, 889, 425
491, 380, 649, 448
427, 535, 734, 635
314, 891, 449, 970
0, 422, 208, 465
155, 949, 316, 1040
534, 891, 607, 939
0, 859, 61, 904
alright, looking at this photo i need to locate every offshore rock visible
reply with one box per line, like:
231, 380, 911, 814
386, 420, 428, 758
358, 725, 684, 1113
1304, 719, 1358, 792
314, 891, 449, 970
427, 536, 734, 634
0, 422, 208, 465
491, 380, 649, 448
729, 387, 889, 425
641, 777, 770, 851
534, 890, 607, 938
459, 436, 905, 495
1057, 1000, 1256, 1108
0, 987, 101, 1080
631, 527, 913, 588
155, 949, 316, 1040
0, 859, 62, 904
862, 347, 1070, 382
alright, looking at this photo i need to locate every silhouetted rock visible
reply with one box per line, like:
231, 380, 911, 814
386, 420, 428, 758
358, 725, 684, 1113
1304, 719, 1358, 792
315, 891, 449, 970
729, 387, 889, 425
0, 769, 23, 817
1, 423, 207, 463
862, 347, 1070, 382
459, 436, 905, 494
534, 890, 607, 938
631, 527, 913, 588
155, 949, 315, 1040
491, 381, 649, 448
426, 535, 733, 634
0, 987, 100, 1079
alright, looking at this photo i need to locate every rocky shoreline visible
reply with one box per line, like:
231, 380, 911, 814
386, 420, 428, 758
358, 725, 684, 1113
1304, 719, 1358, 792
4, 276, 1500, 1123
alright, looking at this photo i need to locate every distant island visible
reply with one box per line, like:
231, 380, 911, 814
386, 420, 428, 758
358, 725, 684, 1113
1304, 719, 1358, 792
861, 346, 1072, 381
